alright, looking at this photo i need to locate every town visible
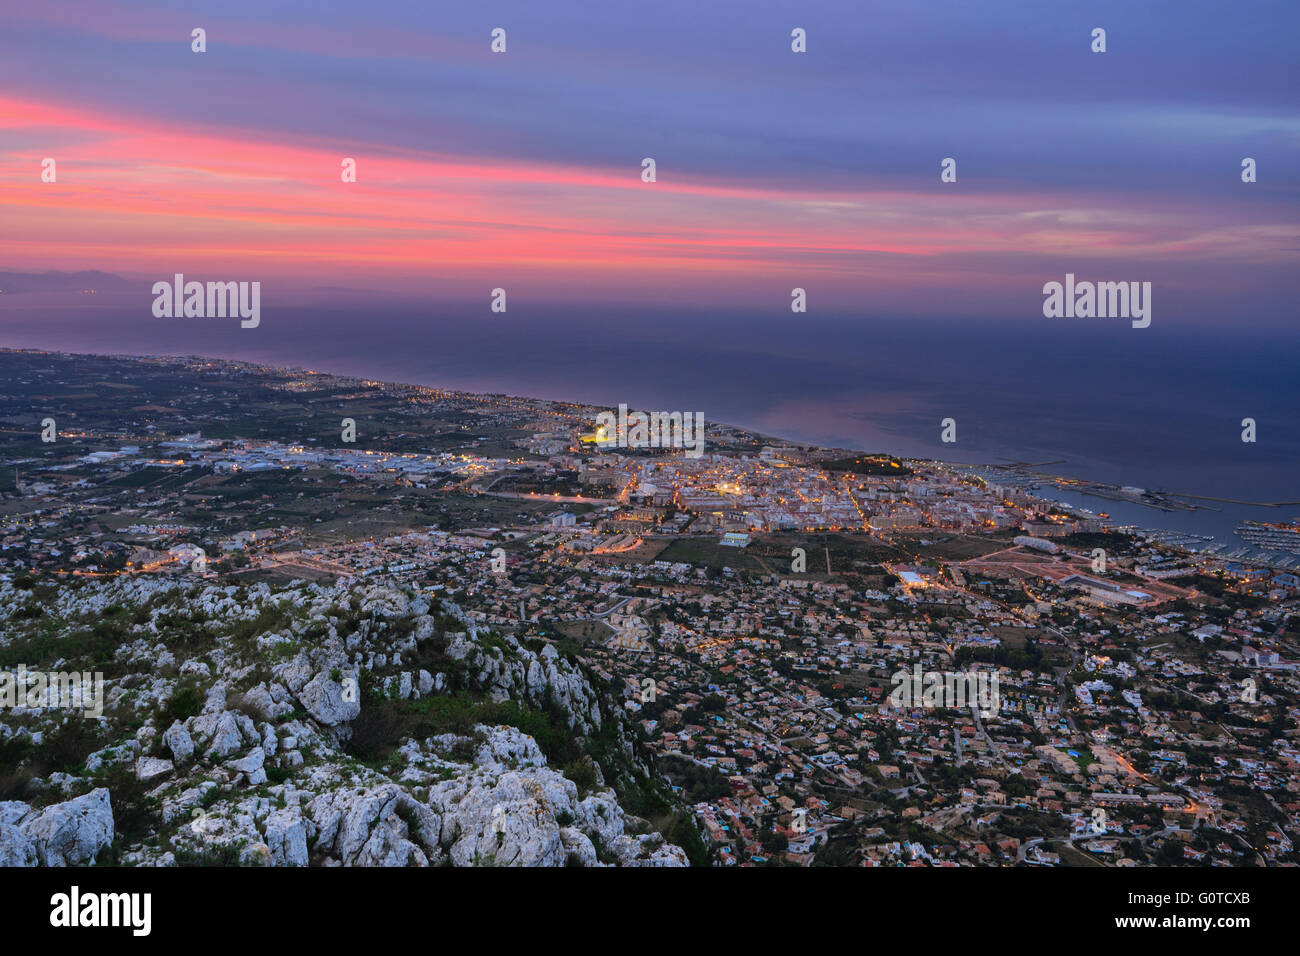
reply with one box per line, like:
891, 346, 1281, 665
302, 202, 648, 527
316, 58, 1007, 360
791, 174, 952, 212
2, 348, 1296, 867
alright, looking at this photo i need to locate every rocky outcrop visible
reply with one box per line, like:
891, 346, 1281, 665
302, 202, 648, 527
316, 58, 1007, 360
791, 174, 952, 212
9, 789, 115, 866
0, 578, 693, 868
307, 784, 442, 867
136, 756, 174, 782
162, 721, 194, 763
296, 673, 360, 727
0, 823, 38, 866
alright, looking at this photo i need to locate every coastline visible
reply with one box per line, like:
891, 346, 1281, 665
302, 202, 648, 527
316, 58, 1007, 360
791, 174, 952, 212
2, 344, 1290, 555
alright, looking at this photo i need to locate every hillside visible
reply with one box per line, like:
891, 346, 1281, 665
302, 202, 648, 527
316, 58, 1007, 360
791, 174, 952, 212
0, 576, 700, 866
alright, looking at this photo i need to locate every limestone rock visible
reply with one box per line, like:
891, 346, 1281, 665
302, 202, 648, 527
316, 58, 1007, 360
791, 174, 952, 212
296, 673, 360, 727
19, 788, 114, 866
162, 721, 195, 763
136, 756, 174, 782
0, 823, 37, 866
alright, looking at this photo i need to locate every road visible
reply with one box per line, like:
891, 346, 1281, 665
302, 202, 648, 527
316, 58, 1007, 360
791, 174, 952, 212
590, 595, 641, 619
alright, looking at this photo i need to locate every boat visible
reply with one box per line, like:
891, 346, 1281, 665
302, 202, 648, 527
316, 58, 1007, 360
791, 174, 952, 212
1235, 520, 1300, 554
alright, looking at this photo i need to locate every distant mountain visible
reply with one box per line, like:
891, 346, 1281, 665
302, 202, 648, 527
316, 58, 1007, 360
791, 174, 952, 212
0, 270, 134, 293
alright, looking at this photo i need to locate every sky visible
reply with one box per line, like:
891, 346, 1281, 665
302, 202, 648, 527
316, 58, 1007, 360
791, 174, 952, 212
1, 0, 1297, 323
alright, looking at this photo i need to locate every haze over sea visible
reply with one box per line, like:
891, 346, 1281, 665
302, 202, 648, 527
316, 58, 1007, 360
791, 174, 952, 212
3, 290, 1296, 543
